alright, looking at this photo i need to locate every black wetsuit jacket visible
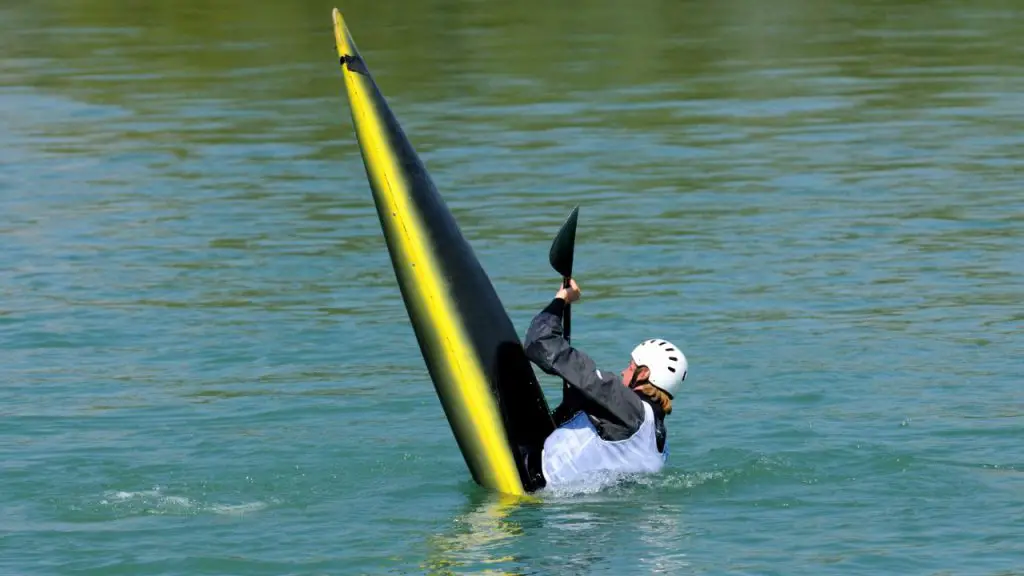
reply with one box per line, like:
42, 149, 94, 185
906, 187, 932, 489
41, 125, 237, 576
523, 298, 668, 452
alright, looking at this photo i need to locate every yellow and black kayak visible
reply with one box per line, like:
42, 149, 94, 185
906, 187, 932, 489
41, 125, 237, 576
331, 9, 554, 495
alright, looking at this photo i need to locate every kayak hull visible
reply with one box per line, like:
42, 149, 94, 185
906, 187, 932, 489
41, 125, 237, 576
331, 9, 555, 495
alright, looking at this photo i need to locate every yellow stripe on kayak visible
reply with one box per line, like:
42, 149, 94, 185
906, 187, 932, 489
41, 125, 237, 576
331, 9, 524, 495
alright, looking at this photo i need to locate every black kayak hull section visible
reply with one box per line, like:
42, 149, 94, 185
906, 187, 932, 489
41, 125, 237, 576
331, 9, 554, 495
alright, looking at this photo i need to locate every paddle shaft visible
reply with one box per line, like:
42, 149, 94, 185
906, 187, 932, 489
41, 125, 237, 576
561, 276, 573, 403
561, 277, 572, 343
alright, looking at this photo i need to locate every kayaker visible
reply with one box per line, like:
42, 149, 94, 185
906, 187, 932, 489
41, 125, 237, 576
522, 278, 688, 489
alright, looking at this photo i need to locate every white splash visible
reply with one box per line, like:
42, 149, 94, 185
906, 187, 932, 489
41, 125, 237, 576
97, 486, 268, 517
209, 501, 269, 516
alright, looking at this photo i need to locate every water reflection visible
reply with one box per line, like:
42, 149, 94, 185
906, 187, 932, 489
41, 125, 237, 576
424, 492, 529, 575
422, 478, 696, 574
633, 502, 691, 573
538, 491, 692, 574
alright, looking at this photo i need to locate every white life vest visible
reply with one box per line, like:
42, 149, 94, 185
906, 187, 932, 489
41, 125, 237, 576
541, 401, 666, 487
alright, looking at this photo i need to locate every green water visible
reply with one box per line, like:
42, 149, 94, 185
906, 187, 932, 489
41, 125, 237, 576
2, 0, 1023, 573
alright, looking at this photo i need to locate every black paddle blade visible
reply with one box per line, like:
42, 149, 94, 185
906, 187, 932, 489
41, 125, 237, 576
548, 205, 580, 279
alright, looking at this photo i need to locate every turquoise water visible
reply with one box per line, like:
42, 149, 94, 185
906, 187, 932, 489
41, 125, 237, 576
2, 0, 1023, 573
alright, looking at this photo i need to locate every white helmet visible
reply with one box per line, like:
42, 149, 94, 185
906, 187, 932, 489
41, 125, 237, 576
630, 339, 688, 398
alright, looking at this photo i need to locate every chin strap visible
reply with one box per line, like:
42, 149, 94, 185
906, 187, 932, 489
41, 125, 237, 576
628, 366, 646, 389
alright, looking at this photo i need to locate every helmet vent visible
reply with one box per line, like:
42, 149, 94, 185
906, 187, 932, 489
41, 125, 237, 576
668, 356, 678, 361
667, 366, 676, 373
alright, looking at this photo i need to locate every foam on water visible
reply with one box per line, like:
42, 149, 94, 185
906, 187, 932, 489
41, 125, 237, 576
95, 486, 269, 517
539, 467, 731, 500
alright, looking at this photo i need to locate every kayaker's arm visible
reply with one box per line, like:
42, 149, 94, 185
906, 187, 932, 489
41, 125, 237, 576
524, 298, 645, 440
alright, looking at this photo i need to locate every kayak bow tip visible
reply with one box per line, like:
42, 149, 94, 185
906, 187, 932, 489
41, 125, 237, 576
331, 7, 358, 60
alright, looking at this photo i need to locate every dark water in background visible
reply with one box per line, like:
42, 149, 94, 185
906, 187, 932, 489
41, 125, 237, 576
2, 0, 1022, 573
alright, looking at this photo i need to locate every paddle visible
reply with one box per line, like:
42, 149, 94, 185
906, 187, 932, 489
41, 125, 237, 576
548, 205, 579, 340
548, 205, 579, 424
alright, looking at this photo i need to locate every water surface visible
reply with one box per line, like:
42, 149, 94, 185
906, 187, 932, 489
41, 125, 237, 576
2, 0, 1022, 573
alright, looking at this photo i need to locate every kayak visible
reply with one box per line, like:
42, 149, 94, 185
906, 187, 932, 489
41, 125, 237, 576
331, 9, 555, 495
